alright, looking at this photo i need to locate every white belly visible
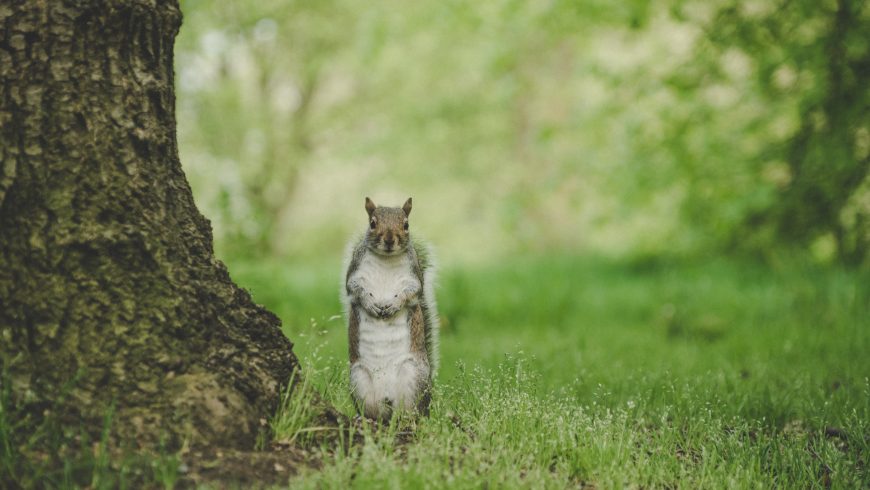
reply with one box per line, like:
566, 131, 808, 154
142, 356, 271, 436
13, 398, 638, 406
356, 311, 414, 399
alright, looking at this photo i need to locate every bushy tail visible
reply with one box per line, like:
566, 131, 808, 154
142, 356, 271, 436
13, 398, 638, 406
412, 239, 440, 377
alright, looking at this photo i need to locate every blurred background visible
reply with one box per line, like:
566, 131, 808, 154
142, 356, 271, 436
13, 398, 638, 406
175, 0, 869, 266
173, 0, 869, 400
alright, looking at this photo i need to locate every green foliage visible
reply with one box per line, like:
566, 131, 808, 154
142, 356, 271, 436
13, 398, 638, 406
176, 0, 868, 264
177, 0, 870, 260
671, 0, 870, 262
229, 254, 869, 487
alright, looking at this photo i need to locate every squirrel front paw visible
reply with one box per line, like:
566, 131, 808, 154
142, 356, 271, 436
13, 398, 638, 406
375, 299, 400, 319
372, 293, 406, 319
362, 293, 403, 319
361, 292, 382, 317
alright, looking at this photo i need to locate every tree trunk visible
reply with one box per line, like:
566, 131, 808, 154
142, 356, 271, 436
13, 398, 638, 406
0, 0, 300, 451
765, 0, 869, 262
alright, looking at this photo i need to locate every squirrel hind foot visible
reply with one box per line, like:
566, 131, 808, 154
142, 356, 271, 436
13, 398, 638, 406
361, 398, 394, 423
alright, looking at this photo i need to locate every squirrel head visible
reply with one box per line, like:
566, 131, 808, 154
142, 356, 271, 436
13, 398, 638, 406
364, 197, 412, 256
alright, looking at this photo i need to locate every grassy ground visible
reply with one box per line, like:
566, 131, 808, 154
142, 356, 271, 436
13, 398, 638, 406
231, 254, 869, 489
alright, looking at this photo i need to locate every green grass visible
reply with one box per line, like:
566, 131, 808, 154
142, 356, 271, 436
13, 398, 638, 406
270, 368, 321, 448
230, 254, 870, 488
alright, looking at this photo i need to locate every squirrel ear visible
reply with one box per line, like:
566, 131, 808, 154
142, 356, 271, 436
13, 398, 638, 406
365, 197, 376, 217
402, 197, 412, 217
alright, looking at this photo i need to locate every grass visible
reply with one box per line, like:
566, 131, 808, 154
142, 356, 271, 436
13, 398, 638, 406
2, 254, 866, 487
270, 368, 320, 447
229, 253, 870, 488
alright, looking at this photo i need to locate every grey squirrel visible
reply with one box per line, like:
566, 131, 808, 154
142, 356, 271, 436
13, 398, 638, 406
342, 197, 439, 420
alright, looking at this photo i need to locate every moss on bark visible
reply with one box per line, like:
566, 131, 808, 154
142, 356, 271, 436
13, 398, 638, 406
0, 0, 307, 451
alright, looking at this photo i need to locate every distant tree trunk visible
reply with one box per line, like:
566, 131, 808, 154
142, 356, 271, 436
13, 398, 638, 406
759, 0, 869, 262
0, 0, 301, 450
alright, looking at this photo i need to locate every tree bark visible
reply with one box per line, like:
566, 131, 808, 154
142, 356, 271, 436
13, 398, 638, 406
0, 0, 300, 450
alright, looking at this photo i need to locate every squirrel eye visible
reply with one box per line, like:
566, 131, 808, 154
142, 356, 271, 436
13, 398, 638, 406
403, 221, 409, 231
370, 219, 376, 230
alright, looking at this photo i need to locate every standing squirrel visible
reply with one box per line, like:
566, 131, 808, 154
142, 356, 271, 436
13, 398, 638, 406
342, 197, 439, 421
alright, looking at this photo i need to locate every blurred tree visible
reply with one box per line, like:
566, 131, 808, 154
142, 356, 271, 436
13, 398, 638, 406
0, 0, 326, 453
177, 0, 354, 255
681, 0, 869, 262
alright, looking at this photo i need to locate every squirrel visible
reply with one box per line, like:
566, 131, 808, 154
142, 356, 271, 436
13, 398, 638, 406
342, 197, 439, 421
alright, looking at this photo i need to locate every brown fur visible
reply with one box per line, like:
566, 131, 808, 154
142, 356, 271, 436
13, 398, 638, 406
348, 305, 360, 364
409, 304, 431, 415
408, 303, 426, 357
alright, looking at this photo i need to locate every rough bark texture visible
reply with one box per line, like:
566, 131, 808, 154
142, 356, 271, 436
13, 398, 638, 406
0, 0, 299, 450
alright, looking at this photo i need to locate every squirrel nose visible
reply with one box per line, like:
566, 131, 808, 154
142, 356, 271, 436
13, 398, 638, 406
384, 238, 395, 247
